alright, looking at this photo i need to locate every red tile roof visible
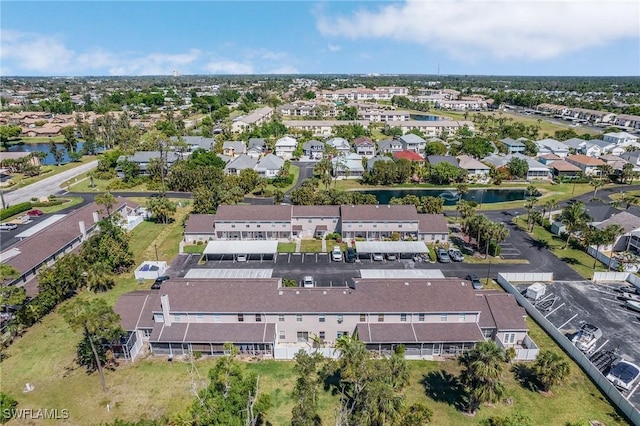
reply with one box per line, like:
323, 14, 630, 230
394, 151, 424, 162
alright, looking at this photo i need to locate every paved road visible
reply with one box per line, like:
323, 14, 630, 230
1, 160, 98, 208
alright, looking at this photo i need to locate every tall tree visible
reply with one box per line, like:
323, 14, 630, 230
146, 196, 176, 224
603, 224, 626, 271
621, 162, 635, 184
590, 178, 605, 198
60, 298, 124, 392
291, 350, 323, 426
95, 192, 116, 217
48, 141, 64, 166
458, 341, 506, 415
560, 202, 591, 249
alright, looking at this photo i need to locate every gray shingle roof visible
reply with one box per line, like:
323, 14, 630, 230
340, 204, 418, 222
224, 154, 258, 171
184, 214, 215, 234
255, 154, 284, 171
215, 205, 292, 221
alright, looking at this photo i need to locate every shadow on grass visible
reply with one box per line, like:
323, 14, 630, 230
511, 363, 540, 392
560, 257, 581, 265
524, 236, 552, 251
422, 369, 465, 410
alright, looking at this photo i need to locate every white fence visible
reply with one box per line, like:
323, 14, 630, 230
592, 271, 640, 290
516, 335, 539, 361
497, 273, 640, 424
496, 272, 553, 282
273, 346, 339, 360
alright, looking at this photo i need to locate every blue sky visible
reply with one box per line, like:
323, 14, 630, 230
1, 1, 639, 76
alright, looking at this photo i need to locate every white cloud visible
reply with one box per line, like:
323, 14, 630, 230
316, 0, 640, 60
0, 30, 74, 73
266, 65, 299, 74
112, 49, 203, 75
206, 60, 255, 74
327, 44, 341, 52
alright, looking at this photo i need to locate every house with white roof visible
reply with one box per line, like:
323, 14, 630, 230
483, 154, 551, 180
274, 136, 298, 159
535, 138, 569, 158
302, 140, 325, 159
332, 153, 364, 178
456, 155, 490, 181
222, 141, 246, 158
254, 154, 285, 178
231, 106, 274, 133
604, 132, 639, 146
590, 139, 625, 156
563, 138, 602, 157
326, 137, 352, 156
399, 134, 426, 153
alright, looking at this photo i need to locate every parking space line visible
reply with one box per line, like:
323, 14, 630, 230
288, 254, 291, 263
603, 297, 623, 304
537, 293, 555, 304
557, 314, 578, 330
593, 339, 610, 355
626, 380, 640, 400
544, 303, 565, 318
613, 308, 639, 317
592, 288, 618, 296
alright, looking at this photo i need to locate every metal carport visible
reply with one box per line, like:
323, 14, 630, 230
354, 241, 429, 260
203, 240, 278, 261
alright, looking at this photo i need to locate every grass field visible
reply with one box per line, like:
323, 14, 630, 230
277, 242, 297, 253
4, 136, 65, 145
183, 244, 206, 254
2, 156, 97, 190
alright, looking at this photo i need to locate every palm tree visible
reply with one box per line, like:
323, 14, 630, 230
532, 350, 570, 393
590, 178, 605, 198
620, 193, 640, 210
621, 163, 635, 184
455, 183, 469, 222
528, 210, 543, 232
598, 164, 614, 182
603, 224, 626, 271
524, 197, 538, 232
456, 200, 477, 222
542, 198, 558, 222
560, 202, 591, 249
458, 341, 505, 414
583, 226, 607, 270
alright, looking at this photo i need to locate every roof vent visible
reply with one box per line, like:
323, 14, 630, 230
343, 290, 347, 294
461, 281, 466, 286
404, 282, 409, 286
427, 282, 431, 286
296, 290, 300, 295
323, 291, 327, 295
279, 291, 283, 296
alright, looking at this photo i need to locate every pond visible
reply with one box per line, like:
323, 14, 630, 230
359, 188, 527, 206
410, 114, 443, 121
6, 142, 86, 165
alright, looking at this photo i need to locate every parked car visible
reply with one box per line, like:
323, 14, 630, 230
26, 209, 43, 216
236, 254, 247, 262
372, 253, 384, 261
151, 276, 170, 290
345, 247, 357, 263
0, 223, 18, 231
466, 274, 483, 290
436, 248, 450, 263
303, 276, 315, 287
331, 246, 343, 262
386, 253, 397, 261
606, 360, 640, 391
448, 248, 464, 262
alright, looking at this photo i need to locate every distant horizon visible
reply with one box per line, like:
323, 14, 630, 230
1, 1, 638, 77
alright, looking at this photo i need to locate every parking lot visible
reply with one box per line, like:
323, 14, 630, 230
518, 281, 640, 409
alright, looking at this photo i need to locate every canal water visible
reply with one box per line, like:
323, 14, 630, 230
359, 188, 526, 206
6, 142, 86, 165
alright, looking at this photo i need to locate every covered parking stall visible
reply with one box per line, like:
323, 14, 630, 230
203, 240, 278, 262
354, 241, 429, 260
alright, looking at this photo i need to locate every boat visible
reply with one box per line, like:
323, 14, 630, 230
625, 300, 640, 313
571, 324, 603, 355
606, 360, 640, 391
617, 285, 638, 294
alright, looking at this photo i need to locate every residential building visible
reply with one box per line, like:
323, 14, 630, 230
613, 115, 640, 130
600, 155, 633, 174
399, 134, 427, 153
171, 136, 216, 151
291, 205, 341, 238
549, 160, 582, 178
435, 99, 487, 110
483, 154, 551, 180
254, 154, 284, 178
326, 137, 352, 156
332, 153, 364, 178
395, 120, 474, 137
596, 211, 640, 252
283, 120, 370, 137
353, 137, 376, 158
535, 138, 569, 158
377, 139, 403, 154
457, 155, 490, 178
274, 136, 298, 159
116, 151, 181, 178
183, 214, 216, 244
563, 138, 602, 157
603, 132, 639, 146
367, 155, 394, 171
426, 155, 458, 168
589, 139, 624, 156
358, 109, 411, 122
212, 205, 293, 241
302, 140, 325, 159
565, 154, 606, 176
341, 204, 417, 241
222, 141, 246, 158
537, 154, 561, 165
223, 154, 258, 176
500, 138, 526, 155
114, 277, 533, 360
394, 151, 424, 162
231, 106, 274, 133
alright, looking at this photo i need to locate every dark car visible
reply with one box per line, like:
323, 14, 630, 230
466, 274, 483, 290
345, 247, 357, 263
151, 275, 170, 289
26, 209, 44, 216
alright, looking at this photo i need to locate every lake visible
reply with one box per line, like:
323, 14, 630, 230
359, 188, 527, 206
6, 142, 86, 165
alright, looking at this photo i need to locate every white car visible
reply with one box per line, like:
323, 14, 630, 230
606, 360, 640, 391
372, 253, 384, 261
236, 254, 247, 262
0, 223, 17, 231
331, 246, 343, 262
303, 276, 315, 287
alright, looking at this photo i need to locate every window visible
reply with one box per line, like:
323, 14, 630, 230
255, 314, 262, 322
319, 331, 325, 340
297, 331, 309, 342
308, 219, 312, 223
231, 224, 235, 228
431, 234, 435, 241
196, 314, 204, 323
458, 313, 466, 322
373, 224, 377, 228
319, 314, 325, 323
337, 331, 348, 338
174, 315, 181, 323
278, 314, 285, 322
257, 224, 261, 228
296, 314, 302, 322
418, 313, 425, 322
504, 333, 516, 344
154, 313, 164, 322
337, 314, 344, 323
238, 314, 244, 322
378, 314, 385, 322
483, 329, 493, 338
400, 314, 407, 322
440, 314, 447, 322
398, 224, 403, 228
360, 313, 366, 322
279, 330, 285, 340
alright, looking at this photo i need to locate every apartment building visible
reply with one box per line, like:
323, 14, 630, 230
114, 278, 534, 361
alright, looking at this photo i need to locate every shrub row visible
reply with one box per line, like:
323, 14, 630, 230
0, 202, 32, 220
31, 200, 66, 207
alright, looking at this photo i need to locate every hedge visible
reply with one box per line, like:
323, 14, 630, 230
31, 200, 66, 207
0, 202, 32, 220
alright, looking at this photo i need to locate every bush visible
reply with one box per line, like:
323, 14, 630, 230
489, 241, 501, 256
282, 278, 297, 288
93, 170, 116, 180
0, 202, 32, 220
31, 199, 66, 207
427, 246, 437, 262
0, 392, 18, 424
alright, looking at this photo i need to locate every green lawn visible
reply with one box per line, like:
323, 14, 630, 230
277, 242, 297, 253
4, 136, 65, 144
68, 175, 149, 193
515, 218, 606, 279
2, 156, 97, 190
2, 197, 84, 222
300, 239, 323, 252
183, 244, 206, 254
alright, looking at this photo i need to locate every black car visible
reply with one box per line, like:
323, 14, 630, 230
345, 247, 357, 263
466, 274, 483, 290
151, 275, 170, 289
